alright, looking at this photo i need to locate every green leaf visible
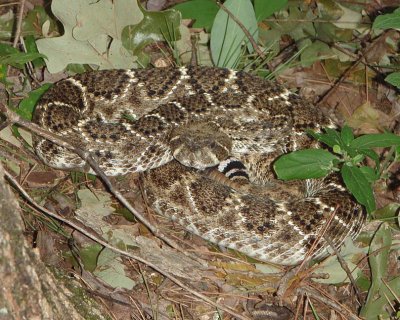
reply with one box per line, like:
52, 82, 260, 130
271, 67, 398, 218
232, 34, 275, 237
210, 0, 258, 68
0, 43, 19, 56
24, 35, 46, 68
350, 133, 400, 149
385, 72, 400, 89
122, 4, 181, 56
300, 40, 335, 67
360, 223, 392, 319
173, 0, 218, 32
372, 10, 400, 31
17, 84, 52, 121
0, 63, 6, 84
340, 125, 354, 146
254, 0, 288, 21
341, 164, 375, 213
307, 128, 341, 148
79, 243, 103, 272
0, 52, 46, 69
274, 149, 339, 180
373, 203, 400, 230
357, 148, 380, 166
359, 166, 379, 183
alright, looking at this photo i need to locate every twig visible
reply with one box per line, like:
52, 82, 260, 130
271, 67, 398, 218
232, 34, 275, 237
3, 168, 250, 320
12, 0, 25, 48
379, 146, 397, 177
295, 207, 338, 276
6, 0, 26, 78
215, 1, 266, 60
263, 18, 371, 25
274, 207, 342, 301
0, 2, 21, 7
317, 30, 391, 106
323, 236, 363, 304
0, 103, 250, 316
0, 102, 204, 265
297, 286, 362, 320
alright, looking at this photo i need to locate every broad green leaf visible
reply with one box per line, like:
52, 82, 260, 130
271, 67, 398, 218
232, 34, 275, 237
385, 72, 400, 89
341, 164, 375, 213
17, 84, 52, 120
340, 125, 354, 146
24, 35, 46, 68
357, 148, 380, 166
122, 5, 181, 56
373, 203, 400, 230
359, 166, 378, 183
274, 149, 339, 180
360, 223, 392, 319
350, 133, 400, 149
173, 0, 218, 31
78, 243, 103, 272
0, 43, 19, 56
0, 52, 46, 69
0, 63, 6, 84
300, 40, 335, 67
373, 10, 400, 31
36, 0, 141, 73
210, 0, 258, 68
254, 0, 288, 21
307, 128, 341, 148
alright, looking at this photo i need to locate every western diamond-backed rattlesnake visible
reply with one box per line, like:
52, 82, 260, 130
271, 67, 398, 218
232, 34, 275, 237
33, 66, 365, 265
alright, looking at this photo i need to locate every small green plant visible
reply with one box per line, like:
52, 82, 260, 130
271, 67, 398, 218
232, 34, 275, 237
274, 125, 400, 214
372, 8, 400, 89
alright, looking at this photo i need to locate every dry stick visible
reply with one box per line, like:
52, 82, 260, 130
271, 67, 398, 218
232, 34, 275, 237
215, 1, 266, 60
296, 207, 338, 275
297, 285, 362, 320
0, 103, 199, 260
275, 208, 338, 300
3, 170, 249, 320
317, 30, 390, 106
323, 236, 363, 305
12, 0, 25, 47
6, 0, 26, 76
0, 106, 252, 312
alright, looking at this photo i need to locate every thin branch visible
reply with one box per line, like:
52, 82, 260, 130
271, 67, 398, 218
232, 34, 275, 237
0, 102, 252, 317
3, 168, 250, 320
323, 236, 363, 304
297, 285, 362, 320
0, 103, 204, 265
215, 1, 266, 60
295, 207, 338, 276
317, 30, 391, 106
12, 0, 25, 48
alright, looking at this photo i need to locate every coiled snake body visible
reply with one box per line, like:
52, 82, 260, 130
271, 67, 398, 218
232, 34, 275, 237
33, 66, 365, 265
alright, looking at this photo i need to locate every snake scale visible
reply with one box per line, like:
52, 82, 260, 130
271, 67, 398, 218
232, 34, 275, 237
33, 66, 365, 265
